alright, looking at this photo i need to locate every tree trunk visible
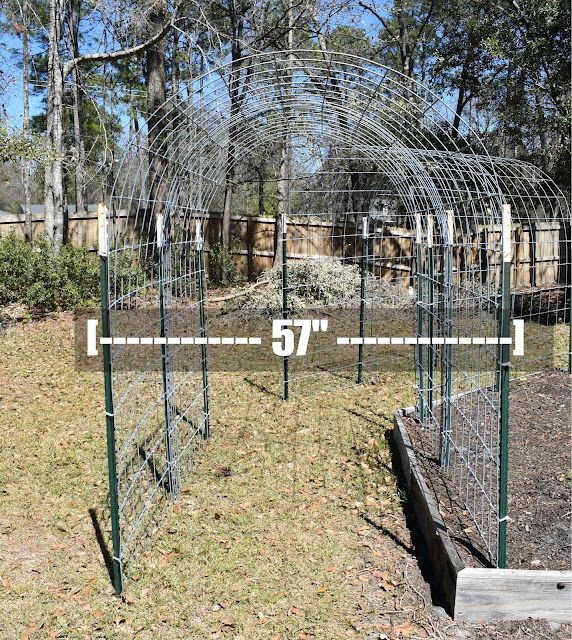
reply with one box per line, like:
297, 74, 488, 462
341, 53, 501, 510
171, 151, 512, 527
534, 70, 547, 167
221, 65, 240, 259
220, 67, 239, 280
146, 0, 168, 243
274, 142, 287, 266
131, 96, 147, 198
452, 64, 468, 139
44, 0, 66, 254
221, 3, 245, 266
21, 0, 32, 243
345, 172, 354, 217
37, 0, 176, 242
273, 0, 294, 267
396, 0, 412, 77
221, 154, 234, 249
172, 27, 180, 98
70, 0, 86, 212
258, 171, 265, 217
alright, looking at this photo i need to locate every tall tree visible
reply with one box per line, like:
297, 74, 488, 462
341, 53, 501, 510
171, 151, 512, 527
42, 0, 178, 253
44, 0, 65, 251
219, 0, 248, 271
430, 0, 498, 139
358, 0, 436, 78
200, 0, 305, 271
146, 0, 168, 236
274, 0, 294, 266
21, 0, 32, 241
68, 0, 86, 211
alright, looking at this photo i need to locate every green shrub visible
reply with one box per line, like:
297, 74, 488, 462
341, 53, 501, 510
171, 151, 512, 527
0, 235, 100, 313
208, 237, 241, 285
108, 248, 142, 283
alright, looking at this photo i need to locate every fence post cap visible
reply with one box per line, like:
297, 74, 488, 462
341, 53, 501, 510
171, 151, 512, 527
98, 203, 108, 257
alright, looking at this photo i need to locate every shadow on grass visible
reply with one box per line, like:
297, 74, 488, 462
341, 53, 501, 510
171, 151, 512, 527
345, 407, 393, 475
137, 445, 171, 493
344, 406, 416, 556
243, 376, 282, 399
88, 508, 114, 588
360, 512, 415, 556
315, 364, 355, 382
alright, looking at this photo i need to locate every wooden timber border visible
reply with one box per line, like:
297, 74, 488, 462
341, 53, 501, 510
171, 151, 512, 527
393, 405, 572, 623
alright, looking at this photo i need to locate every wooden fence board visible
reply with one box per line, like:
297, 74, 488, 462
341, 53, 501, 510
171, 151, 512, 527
1, 209, 564, 289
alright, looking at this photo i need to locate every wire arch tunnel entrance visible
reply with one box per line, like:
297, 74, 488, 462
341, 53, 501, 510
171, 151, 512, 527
100, 50, 571, 593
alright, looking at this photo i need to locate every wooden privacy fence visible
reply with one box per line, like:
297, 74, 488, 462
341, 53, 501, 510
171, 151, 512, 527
199, 213, 570, 289
206, 213, 416, 284
1, 208, 567, 289
0, 208, 113, 248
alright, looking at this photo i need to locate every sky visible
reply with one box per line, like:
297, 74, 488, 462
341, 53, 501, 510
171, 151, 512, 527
1, 30, 44, 125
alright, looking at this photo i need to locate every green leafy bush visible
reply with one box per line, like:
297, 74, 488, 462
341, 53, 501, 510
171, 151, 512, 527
208, 237, 241, 285
0, 234, 100, 313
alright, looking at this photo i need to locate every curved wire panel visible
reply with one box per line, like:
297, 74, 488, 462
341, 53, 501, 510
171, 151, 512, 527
102, 49, 570, 583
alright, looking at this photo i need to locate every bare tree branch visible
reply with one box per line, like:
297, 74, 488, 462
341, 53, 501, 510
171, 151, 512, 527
413, 0, 435, 48
358, 1, 397, 40
63, 2, 182, 78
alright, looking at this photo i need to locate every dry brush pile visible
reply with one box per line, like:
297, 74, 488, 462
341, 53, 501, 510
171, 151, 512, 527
222, 258, 415, 320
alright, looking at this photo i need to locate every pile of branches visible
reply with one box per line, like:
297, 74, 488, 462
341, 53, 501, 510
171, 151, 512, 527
221, 258, 414, 319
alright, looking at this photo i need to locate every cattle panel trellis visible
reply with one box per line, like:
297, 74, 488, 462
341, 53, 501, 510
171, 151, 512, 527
101, 50, 571, 593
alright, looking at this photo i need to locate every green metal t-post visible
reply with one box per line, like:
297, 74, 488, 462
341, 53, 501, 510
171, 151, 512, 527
415, 214, 425, 422
358, 216, 368, 384
98, 205, 123, 596
157, 213, 177, 498
568, 276, 572, 373
427, 215, 435, 420
281, 139, 293, 401
196, 222, 210, 439
441, 211, 454, 468
497, 204, 512, 568
282, 212, 289, 401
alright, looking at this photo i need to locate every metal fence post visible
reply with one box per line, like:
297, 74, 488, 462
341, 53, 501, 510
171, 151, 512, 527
157, 213, 177, 498
195, 221, 210, 438
497, 203, 512, 568
358, 215, 368, 383
569, 297, 571, 373
415, 214, 425, 422
564, 276, 572, 373
441, 210, 454, 468
427, 214, 435, 419
282, 207, 289, 401
98, 204, 123, 596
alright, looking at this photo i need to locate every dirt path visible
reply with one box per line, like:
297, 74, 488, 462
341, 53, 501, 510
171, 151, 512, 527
0, 315, 569, 639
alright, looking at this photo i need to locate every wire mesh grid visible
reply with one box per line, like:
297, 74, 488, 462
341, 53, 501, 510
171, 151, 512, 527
101, 49, 571, 589
103, 205, 210, 586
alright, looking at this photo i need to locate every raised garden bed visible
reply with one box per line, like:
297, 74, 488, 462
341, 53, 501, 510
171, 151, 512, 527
393, 369, 572, 622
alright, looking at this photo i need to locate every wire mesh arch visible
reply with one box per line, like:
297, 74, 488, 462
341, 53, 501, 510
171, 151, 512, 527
101, 49, 571, 591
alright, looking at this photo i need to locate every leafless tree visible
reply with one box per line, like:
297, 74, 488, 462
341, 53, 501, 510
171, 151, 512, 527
43, 0, 178, 252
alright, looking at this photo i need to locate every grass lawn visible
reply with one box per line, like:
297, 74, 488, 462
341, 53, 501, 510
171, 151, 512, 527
0, 314, 415, 639
1, 314, 569, 640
